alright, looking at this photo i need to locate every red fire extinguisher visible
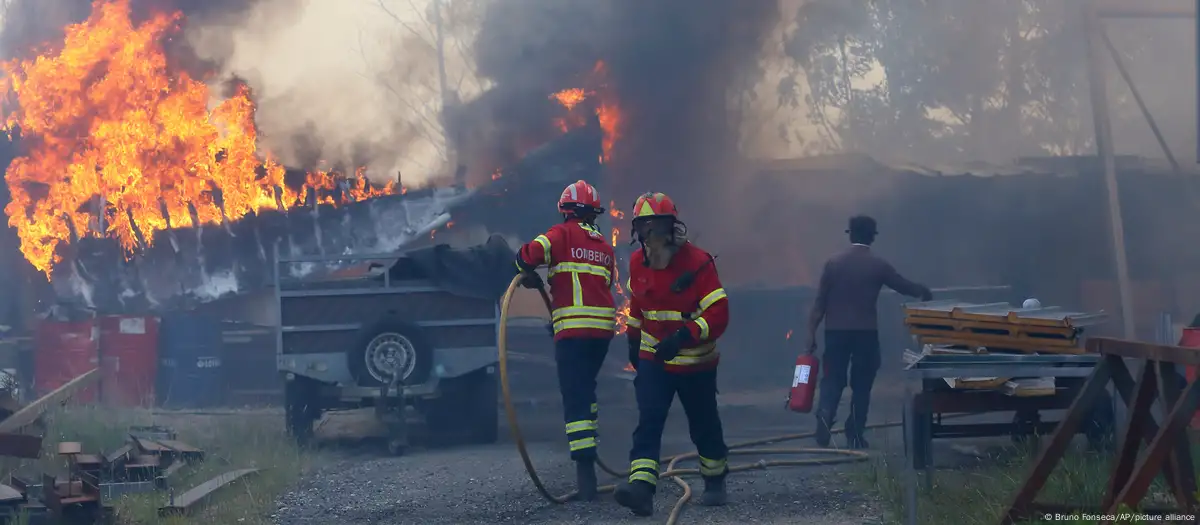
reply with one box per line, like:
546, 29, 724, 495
786, 353, 820, 413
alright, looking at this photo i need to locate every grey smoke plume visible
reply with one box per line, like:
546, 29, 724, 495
0, 0, 447, 185
473, 0, 778, 212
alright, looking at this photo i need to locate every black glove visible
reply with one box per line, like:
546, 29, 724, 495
519, 271, 544, 290
653, 328, 694, 363
627, 335, 641, 370
919, 286, 934, 302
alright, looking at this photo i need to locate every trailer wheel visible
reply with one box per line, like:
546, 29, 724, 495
285, 375, 321, 445
387, 439, 408, 457
424, 367, 499, 445
349, 318, 433, 387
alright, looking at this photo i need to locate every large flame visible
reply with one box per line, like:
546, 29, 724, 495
549, 61, 623, 163
548, 63, 630, 335
0, 0, 395, 275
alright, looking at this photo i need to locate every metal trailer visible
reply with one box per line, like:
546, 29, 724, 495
274, 248, 500, 455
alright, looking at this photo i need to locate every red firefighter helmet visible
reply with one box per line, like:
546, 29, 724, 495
631, 192, 679, 219
558, 180, 604, 215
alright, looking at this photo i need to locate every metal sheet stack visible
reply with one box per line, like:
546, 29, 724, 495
902, 300, 1109, 394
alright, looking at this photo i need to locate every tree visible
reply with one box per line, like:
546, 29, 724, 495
780, 0, 1120, 163
355, 0, 491, 176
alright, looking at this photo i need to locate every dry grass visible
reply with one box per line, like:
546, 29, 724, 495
851, 435, 1193, 525
2, 406, 316, 525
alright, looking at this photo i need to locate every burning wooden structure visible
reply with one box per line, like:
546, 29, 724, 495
41, 118, 603, 315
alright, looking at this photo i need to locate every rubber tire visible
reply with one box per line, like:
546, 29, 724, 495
348, 317, 434, 388
424, 367, 499, 446
285, 376, 321, 446
387, 439, 408, 457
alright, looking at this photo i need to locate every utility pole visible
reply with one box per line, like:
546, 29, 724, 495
432, 0, 462, 188
1084, 4, 1136, 339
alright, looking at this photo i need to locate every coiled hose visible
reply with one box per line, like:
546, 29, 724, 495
498, 275, 897, 524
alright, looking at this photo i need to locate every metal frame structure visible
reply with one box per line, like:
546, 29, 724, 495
1082, 0, 1197, 340
999, 337, 1200, 523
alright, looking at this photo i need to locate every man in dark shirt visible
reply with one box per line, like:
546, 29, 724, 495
806, 215, 932, 449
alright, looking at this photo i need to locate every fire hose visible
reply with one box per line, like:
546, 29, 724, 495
498, 275, 904, 524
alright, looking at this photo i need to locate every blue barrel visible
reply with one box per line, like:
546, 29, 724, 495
157, 314, 224, 408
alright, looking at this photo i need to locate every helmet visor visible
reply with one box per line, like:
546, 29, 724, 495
633, 216, 675, 240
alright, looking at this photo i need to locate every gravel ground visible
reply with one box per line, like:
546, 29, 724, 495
273, 364, 901, 525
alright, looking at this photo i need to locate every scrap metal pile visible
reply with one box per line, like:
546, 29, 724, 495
902, 301, 1109, 395
0, 371, 256, 524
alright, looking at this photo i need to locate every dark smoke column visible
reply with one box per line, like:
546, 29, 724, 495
474, 0, 777, 217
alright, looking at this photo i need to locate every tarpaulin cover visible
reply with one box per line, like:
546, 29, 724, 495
389, 234, 517, 301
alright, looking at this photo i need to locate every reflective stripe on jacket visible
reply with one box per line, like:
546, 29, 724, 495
516, 220, 616, 341
626, 243, 730, 373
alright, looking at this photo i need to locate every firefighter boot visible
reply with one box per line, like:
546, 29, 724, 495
614, 481, 655, 516
699, 473, 728, 506
573, 460, 598, 501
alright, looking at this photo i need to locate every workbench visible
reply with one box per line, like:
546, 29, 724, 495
900, 353, 1113, 525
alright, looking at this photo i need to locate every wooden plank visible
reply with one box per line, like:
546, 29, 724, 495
0, 433, 42, 459
132, 437, 171, 454
1103, 361, 1157, 510
1089, 337, 1200, 366
1155, 361, 1198, 511
904, 317, 1080, 339
1021, 311, 1109, 328
945, 302, 1015, 316
0, 369, 100, 434
914, 333, 1083, 352
1107, 378, 1200, 513
1000, 356, 1114, 524
155, 440, 201, 454
74, 454, 104, 467
158, 468, 260, 516
901, 301, 977, 318
156, 439, 205, 461
963, 308, 1103, 328
105, 444, 133, 465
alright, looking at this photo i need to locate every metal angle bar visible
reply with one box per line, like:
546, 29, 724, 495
912, 354, 1100, 366
282, 318, 497, 333
1096, 22, 1181, 172
278, 286, 442, 298
277, 252, 409, 264
906, 366, 1096, 379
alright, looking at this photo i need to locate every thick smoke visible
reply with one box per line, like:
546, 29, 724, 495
474, 0, 778, 213
0, 0, 449, 185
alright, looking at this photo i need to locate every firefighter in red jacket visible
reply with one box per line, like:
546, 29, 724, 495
515, 179, 616, 501
614, 192, 731, 516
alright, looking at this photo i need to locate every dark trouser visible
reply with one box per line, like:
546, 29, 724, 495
627, 359, 728, 490
555, 337, 611, 461
816, 330, 881, 437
